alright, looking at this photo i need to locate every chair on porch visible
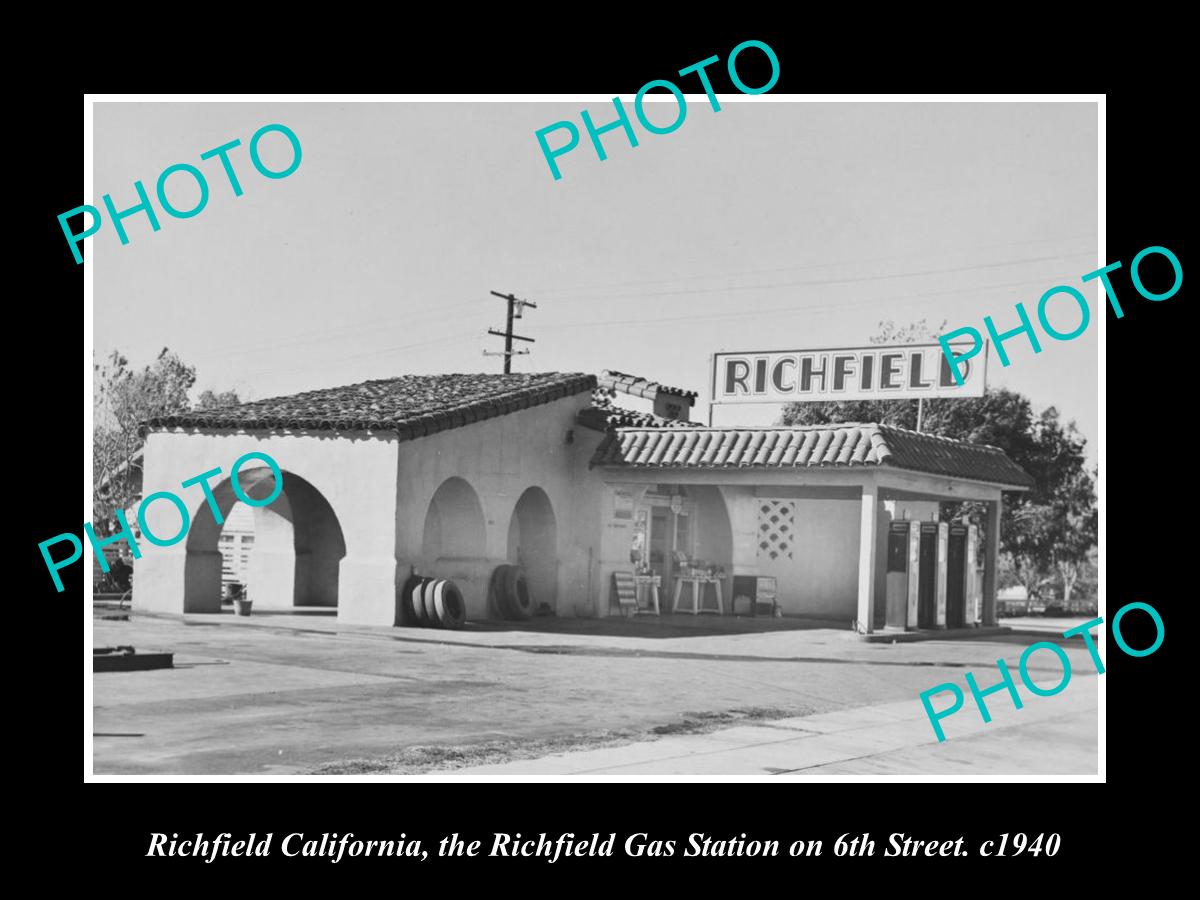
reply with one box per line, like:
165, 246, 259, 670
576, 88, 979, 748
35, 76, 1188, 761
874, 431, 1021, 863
612, 571, 638, 617
730, 575, 779, 618
613, 570, 661, 616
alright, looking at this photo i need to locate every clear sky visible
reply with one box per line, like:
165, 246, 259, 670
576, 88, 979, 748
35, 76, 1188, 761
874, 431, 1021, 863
94, 100, 1098, 461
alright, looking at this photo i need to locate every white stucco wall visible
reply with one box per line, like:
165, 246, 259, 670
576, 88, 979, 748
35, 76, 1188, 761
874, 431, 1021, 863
134, 396, 605, 627
134, 429, 398, 622
748, 494, 862, 619
393, 394, 599, 622
591, 481, 650, 618
587, 478, 868, 620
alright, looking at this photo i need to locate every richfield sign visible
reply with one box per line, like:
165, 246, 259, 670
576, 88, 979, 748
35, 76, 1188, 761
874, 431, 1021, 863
712, 343, 987, 404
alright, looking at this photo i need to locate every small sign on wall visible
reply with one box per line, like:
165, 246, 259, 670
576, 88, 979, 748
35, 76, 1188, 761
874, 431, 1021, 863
614, 490, 633, 520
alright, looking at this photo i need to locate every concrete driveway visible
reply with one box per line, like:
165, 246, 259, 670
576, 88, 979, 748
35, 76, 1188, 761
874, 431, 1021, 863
91, 610, 1099, 776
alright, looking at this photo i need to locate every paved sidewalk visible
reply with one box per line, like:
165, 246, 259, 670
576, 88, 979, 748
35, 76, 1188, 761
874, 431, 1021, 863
446, 681, 1098, 777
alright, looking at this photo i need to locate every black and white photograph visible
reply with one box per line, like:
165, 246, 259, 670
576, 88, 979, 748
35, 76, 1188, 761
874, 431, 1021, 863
81, 94, 1105, 780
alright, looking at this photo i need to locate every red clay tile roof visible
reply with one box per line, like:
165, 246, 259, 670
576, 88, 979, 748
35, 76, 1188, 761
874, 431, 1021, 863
598, 370, 698, 402
577, 387, 695, 432
590, 423, 1034, 488
147, 373, 597, 439
577, 404, 691, 432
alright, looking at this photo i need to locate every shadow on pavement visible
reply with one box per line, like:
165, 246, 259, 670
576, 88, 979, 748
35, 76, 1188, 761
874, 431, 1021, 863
468, 614, 846, 639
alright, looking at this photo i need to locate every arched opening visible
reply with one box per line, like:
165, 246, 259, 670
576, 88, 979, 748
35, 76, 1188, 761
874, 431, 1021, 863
418, 477, 489, 620
506, 486, 558, 612
184, 466, 346, 613
651, 484, 733, 612
689, 485, 734, 579
422, 477, 486, 565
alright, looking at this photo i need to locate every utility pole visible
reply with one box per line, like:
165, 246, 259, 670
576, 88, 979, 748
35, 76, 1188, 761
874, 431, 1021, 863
485, 290, 537, 373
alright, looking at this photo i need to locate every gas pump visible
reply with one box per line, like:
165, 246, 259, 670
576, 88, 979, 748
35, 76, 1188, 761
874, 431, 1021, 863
885, 520, 923, 630
935, 521, 949, 628
884, 521, 910, 629
917, 522, 947, 629
966, 523, 982, 626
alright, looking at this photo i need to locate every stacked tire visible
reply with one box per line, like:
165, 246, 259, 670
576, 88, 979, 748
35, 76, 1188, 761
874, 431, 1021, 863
400, 575, 466, 630
491, 564, 534, 620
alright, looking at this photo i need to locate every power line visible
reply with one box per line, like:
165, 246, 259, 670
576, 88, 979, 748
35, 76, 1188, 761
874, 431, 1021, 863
218, 293, 532, 385
193, 297, 492, 363
238, 331, 467, 382
184, 247, 1097, 385
189, 245, 1095, 364
524, 232, 1098, 297
534, 251, 1096, 306
535, 273, 1076, 331
241, 267, 1086, 383
485, 291, 538, 373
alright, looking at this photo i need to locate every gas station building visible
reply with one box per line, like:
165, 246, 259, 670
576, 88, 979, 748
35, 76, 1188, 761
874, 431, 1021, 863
133, 370, 1033, 633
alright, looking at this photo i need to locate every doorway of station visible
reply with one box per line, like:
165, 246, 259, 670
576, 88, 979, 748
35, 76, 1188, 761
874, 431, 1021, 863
648, 505, 675, 585
643, 491, 709, 591
628, 485, 732, 615
637, 502, 690, 596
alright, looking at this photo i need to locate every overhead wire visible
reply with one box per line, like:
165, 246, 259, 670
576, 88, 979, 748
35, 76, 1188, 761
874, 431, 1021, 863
192, 297, 493, 362
535, 251, 1097, 305
187, 243, 1096, 366
525, 232, 1097, 297
207, 241, 1100, 389
536, 274, 1087, 331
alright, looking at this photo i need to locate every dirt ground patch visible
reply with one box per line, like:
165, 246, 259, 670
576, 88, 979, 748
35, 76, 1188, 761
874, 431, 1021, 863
315, 706, 802, 774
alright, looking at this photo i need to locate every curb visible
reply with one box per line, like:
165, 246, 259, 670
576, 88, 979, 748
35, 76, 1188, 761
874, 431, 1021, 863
857, 626, 1012, 643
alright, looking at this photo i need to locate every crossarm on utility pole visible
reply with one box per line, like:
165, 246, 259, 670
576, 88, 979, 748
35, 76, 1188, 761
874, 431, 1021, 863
488, 290, 539, 373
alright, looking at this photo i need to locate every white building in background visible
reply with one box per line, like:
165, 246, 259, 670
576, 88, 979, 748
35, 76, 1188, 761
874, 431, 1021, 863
219, 503, 256, 591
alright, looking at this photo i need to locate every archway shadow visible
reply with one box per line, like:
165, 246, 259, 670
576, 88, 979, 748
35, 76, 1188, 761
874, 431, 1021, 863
184, 467, 346, 613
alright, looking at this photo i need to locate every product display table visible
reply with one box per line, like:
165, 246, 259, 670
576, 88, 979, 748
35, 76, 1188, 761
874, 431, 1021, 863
672, 574, 724, 615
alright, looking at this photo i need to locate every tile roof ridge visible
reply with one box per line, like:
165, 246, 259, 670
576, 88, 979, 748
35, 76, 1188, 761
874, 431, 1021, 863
613, 420, 1016, 459
240, 370, 589, 396
145, 372, 597, 432
877, 422, 1008, 454
593, 420, 1033, 487
598, 368, 700, 400
610, 421, 885, 433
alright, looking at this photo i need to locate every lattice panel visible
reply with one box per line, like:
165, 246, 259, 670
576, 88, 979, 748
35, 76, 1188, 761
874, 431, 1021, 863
757, 499, 795, 561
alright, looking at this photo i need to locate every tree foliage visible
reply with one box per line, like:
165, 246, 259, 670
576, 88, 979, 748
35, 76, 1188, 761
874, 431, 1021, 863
871, 318, 948, 346
196, 389, 242, 410
1048, 467, 1098, 603
93, 349, 241, 535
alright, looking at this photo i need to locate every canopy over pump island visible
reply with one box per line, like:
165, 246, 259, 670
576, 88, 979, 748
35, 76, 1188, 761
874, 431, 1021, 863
132, 368, 1032, 633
